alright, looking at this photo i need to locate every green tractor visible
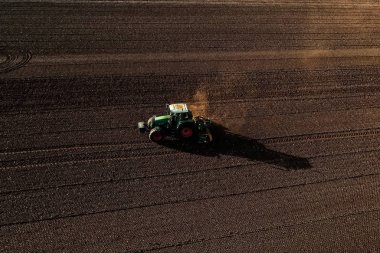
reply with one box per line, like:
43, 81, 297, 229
138, 103, 213, 144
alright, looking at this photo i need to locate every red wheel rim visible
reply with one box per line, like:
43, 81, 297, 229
152, 132, 162, 141
180, 127, 193, 138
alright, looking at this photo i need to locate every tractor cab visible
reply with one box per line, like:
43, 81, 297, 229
167, 103, 193, 120
166, 103, 193, 127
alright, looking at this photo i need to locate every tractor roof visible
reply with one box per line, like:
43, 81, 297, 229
169, 103, 189, 113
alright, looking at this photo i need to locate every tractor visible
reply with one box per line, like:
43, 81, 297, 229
138, 103, 213, 144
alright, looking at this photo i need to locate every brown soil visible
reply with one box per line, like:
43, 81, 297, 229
0, 1, 379, 252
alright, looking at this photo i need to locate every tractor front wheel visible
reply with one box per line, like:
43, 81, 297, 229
149, 127, 165, 142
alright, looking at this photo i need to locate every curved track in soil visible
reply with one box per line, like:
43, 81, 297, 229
0, 49, 31, 74
1, 1, 380, 252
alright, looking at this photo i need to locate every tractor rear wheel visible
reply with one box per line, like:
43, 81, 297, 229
149, 127, 165, 142
178, 124, 195, 139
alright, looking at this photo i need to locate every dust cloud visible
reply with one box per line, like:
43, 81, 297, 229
188, 87, 209, 117
188, 74, 251, 133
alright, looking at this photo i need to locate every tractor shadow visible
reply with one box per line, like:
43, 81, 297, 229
159, 124, 312, 170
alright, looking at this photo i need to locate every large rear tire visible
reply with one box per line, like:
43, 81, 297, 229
178, 123, 196, 139
149, 127, 165, 142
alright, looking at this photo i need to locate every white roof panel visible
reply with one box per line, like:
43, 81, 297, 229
169, 103, 188, 113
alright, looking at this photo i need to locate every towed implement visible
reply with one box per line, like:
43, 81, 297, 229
138, 103, 213, 144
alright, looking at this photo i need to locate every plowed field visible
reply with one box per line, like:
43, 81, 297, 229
1, 1, 380, 252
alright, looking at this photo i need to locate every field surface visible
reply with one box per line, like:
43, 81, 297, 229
1, 1, 380, 252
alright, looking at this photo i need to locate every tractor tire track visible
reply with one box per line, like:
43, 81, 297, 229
0, 49, 31, 74
2, 126, 380, 164
0, 97, 380, 138
1, 172, 379, 253
1, 129, 379, 196
2, 170, 380, 227
135, 208, 380, 253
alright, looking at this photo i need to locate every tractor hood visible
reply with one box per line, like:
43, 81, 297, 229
153, 115, 171, 126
